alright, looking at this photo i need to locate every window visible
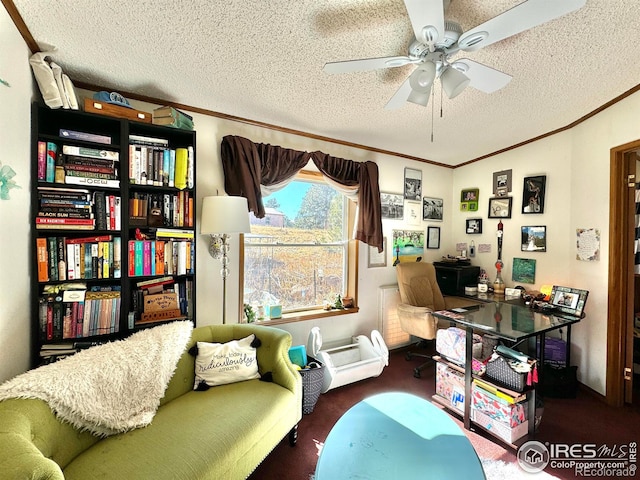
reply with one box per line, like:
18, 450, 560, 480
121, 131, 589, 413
241, 171, 357, 322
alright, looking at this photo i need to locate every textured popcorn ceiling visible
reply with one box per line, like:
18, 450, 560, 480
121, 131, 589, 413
12, 0, 640, 166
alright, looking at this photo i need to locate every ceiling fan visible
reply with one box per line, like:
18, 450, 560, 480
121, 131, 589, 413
323, 0, 586, 110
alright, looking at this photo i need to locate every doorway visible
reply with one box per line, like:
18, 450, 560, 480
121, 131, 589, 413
607, 141, 640, 407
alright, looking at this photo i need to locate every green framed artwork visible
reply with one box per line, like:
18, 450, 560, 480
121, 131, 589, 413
460, 188, 479, 211
512, 258, 536, 284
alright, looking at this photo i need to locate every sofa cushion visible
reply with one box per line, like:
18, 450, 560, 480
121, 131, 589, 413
193, 334, 260, 388
62, 379, 299, 480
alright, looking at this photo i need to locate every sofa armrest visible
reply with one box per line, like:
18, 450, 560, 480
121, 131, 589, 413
0, 403, 65, 480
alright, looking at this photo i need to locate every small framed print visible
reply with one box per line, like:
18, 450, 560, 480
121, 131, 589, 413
427, 226, 440, 249
368, 237, 387, 268
521, 225, 547, 252
460, 188, 479, 211
404, 168, 422, 201
466, 218, 482, 234
488, 196, 512, 218
423, 196, 443, 221
493, 169, 512, 197
522, 175, 546, 214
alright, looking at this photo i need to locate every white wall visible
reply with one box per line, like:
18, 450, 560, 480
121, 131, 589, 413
0, 6, 35, 383
453, 90, 640, 395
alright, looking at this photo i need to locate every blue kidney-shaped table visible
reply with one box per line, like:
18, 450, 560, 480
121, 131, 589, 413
315, 391, 486, 479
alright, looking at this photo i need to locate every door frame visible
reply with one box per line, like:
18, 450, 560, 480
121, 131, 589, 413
607, 140, 640, 407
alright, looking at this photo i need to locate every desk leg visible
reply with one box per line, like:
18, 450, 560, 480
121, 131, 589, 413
566, 325, 572, 367
464, 326, 473, 430
538, 333, 545, 398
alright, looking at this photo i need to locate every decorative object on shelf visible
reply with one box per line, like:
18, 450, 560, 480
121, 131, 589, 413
403, 167, 422, 201
493, 169, 512, 197
422, 196, 443, 221
512, 258, 537, 284
488, 196, 512, 218
466, 218, 482, 234
0, 160, 20, 200
243, 304, 255, 323
380, 192, 403, 220
200, 195, 251, 324
493, 220, 505, 295
521, 225, 547, 252
460, 188, 479, 211
522, 175, 546, 214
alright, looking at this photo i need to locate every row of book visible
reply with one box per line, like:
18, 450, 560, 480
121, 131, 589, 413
36, 187, 121, 231
152, 106, 194, 130
37, 235, 122, 282
129, 191, 194, 228
38, 285, 121, 342
127, 237, 194, 277
38, 141, 120, 188
129, 135, 194, 190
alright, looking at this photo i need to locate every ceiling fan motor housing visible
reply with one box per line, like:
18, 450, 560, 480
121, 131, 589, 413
437, 21, 462, 49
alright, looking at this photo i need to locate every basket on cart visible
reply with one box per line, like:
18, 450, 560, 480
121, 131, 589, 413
485, 354, 537, 393
299, 357, 324, 414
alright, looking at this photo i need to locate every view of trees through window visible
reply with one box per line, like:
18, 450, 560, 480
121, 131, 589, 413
243, 179, 346, 313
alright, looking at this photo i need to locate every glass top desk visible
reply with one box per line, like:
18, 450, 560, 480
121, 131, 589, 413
432, 298, 584, 443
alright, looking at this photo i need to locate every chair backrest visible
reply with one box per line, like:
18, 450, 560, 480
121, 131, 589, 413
395, 262, 446, 311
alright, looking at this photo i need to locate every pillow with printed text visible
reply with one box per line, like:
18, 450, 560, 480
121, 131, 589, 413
193, 334, 260, 389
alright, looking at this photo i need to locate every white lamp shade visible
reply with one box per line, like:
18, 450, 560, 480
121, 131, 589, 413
441, 66, 470, 99
200, 195, 251, 235
409, 62, 436, 94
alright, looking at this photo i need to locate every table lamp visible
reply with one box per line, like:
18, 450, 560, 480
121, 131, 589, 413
200, 195, 251, 324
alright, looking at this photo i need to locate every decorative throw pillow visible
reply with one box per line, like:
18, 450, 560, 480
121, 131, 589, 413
193, 334, 260, 389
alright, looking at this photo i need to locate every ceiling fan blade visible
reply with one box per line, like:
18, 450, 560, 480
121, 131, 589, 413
324, 56, 413, 74
403, 0, 445, 45
384, 76, 414, 110
451, 59, 512, 93
458, 0, 586, 52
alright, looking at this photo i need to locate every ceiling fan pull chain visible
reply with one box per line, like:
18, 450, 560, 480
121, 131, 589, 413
431, 86, 435, 142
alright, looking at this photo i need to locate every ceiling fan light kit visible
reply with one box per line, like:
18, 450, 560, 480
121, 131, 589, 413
441, 66, 470, 99
324, 0, 587, 110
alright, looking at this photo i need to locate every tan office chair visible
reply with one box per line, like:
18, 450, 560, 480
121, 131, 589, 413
396, 262, 480, 378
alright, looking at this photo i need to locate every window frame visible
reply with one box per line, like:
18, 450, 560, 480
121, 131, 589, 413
238, 171, 359, 324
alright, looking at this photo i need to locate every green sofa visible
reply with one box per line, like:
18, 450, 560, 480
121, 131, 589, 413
0, 324, 303, 479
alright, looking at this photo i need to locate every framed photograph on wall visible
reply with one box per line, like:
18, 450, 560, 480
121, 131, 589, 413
404, 168, 422, 201
422, 196, 443, 221
427, 226, 440, 249
460, 188, 479, 211
493, 169, 512, 197
521, 225, 547, 252
488, 196, 512, 218
368, 237, 387, 268
466, 218, 482, 234
512, 258, 536, 284
406, 201, 421, 226
522, 175, 546, 214
380, 192, 404, 220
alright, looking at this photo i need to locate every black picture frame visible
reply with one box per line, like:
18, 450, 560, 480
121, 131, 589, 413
488, 196, 512, 218
380, 192, 404, 220
521, 225, 547, 252
422, 196, 443, 221
466, 218, 482, 234
522, 175, 546, 214
427, 226, 440, 249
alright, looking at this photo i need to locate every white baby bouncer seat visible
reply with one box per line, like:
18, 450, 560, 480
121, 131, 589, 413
307, 327, 389, 393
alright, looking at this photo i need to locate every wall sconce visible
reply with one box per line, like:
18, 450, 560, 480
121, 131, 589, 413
199, 195, 251, 323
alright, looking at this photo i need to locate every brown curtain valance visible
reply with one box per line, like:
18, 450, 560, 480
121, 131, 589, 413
220, 135, 383, 252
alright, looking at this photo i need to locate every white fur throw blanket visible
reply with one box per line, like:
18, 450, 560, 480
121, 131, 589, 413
0, 321, 193, 437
